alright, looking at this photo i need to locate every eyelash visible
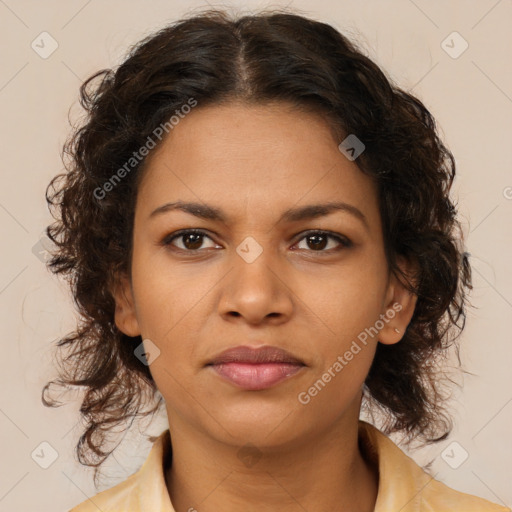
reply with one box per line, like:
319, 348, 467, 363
161, 229, 352, 254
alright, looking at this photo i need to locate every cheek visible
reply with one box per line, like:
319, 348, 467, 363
296, 257, 387, 395
131, 247, 211, 335
297, 280, 383, 415
129, 253, 219, 389
296, 345, 375, 427
301, 257, 389, 343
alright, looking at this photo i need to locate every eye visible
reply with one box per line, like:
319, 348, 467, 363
293, 230, 352, 252
161, 229, 352, 254
162, 229, 218, 252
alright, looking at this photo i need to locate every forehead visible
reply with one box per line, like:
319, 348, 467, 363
136, 101, 380, 230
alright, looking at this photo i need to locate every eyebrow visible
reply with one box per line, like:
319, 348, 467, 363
149, 200, 368, 229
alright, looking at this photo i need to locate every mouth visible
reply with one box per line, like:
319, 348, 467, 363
206, 345, 306, 391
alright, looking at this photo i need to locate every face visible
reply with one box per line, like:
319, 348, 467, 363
114, 101, 416, 450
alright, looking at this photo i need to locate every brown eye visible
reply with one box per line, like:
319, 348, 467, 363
163, 230, 217, 251
180, 232, 205, 250
162, 229, 352, 254
294, 231, 352, 252
304, 234, 329, 250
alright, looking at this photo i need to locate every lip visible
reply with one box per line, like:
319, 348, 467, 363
208, 345, 304, 365
207, 345, 306, 391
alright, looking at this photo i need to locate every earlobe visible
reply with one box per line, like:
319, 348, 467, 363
379, 257, 418, 346
112, 273, 141, 337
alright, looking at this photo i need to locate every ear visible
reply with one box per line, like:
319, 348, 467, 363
378, 256, 418, 346
111, 272, 141, 337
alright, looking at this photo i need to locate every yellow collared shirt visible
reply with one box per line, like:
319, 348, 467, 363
70, 421, 509, 511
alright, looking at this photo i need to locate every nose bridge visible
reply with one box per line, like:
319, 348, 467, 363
219, 233, 293, 322
233, 233, 280, 293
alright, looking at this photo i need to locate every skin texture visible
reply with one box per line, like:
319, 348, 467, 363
113, 101, 417, 512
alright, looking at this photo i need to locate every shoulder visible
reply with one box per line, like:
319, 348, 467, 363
68, 471, 142, 511
68, 429, 174, 512
421, 476, 510, 512
359, 421, 509, 512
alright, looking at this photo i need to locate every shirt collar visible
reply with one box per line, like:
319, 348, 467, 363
137, 429, 175, 511
359, 420, 431, 512
134, 421, 451, 512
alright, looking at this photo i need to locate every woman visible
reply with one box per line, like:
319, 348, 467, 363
43, 8, 508, 511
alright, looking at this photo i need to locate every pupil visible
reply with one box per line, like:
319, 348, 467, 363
184, 234, 203, 250
181, 234, 328, 251
308, 235, 327, 250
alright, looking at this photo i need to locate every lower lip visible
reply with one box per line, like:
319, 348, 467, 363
209, 362, 304, 390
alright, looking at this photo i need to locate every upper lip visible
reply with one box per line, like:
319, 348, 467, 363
207, 345, 305, 365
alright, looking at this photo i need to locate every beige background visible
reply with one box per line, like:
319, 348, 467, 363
0, 0, 511, 510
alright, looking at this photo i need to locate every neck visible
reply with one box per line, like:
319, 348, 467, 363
165, 411, 378, 512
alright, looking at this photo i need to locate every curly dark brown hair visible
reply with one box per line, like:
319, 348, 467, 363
42, 7, 472, 485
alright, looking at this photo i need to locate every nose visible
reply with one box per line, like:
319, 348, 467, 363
217, 246, 294, 326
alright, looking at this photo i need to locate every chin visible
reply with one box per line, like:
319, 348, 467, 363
204, 399, 315, 448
